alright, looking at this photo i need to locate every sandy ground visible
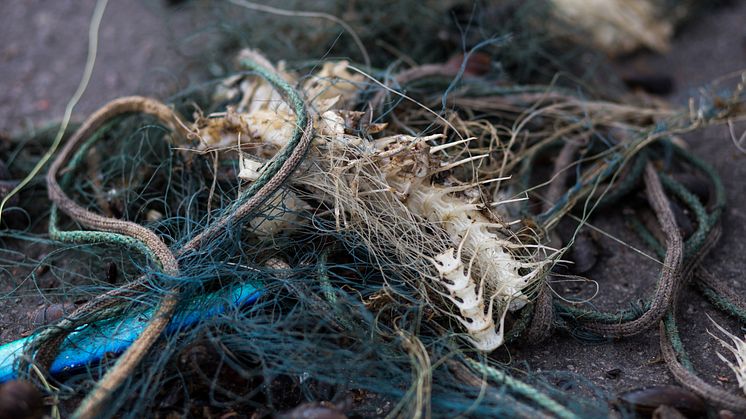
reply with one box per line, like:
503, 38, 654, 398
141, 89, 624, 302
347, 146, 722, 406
0, 0, 201, 339
1, 0, 745, 413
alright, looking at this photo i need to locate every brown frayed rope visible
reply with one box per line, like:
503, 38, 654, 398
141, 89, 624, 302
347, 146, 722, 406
527, 141, 583, 342
659, 319, 746, 412
577, 163, 683, 338
46, 96, 186, 275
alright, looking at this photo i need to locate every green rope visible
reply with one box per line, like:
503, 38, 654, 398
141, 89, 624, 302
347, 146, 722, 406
673, 143, 725, 219
666, 144, 746, 324
556, 143, 725, 331
464, 357, 579, 419
659, 174, 710, 258
595, 149, 647, 208
317, 247, 337, 305
663, 311, 694, 371
696, 281, 746, 324
628, 216, 665, 258
49, 118, 159, 265
220, 58, 309, 218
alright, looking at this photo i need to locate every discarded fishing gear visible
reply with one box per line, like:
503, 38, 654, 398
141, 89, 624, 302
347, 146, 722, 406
1, 48, 745, 418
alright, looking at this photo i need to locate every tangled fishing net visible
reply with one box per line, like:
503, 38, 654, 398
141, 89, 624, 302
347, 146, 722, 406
1, 1, 746, 418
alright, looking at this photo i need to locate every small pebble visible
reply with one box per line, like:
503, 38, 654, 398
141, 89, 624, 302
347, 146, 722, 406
606, 368, 622, 379
146, 209, 163, 222
28, 303, 76, 327
621, 73, 674, 95
618, 385, 704, 417
277, 402, 347, 419
444, 52, 492, 76
652, 405, 686, 419
571, 231, 598, 274
0, 380, 44, 419
719, 409, 736, 419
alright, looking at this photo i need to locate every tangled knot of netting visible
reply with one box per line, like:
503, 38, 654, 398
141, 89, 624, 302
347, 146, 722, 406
2, 45, 745, 418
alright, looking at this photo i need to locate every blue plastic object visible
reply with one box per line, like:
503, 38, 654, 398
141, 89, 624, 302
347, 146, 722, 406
0, 283, 260, 383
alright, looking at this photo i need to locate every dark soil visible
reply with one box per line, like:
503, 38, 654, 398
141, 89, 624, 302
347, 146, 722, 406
1, 0, 745, 415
